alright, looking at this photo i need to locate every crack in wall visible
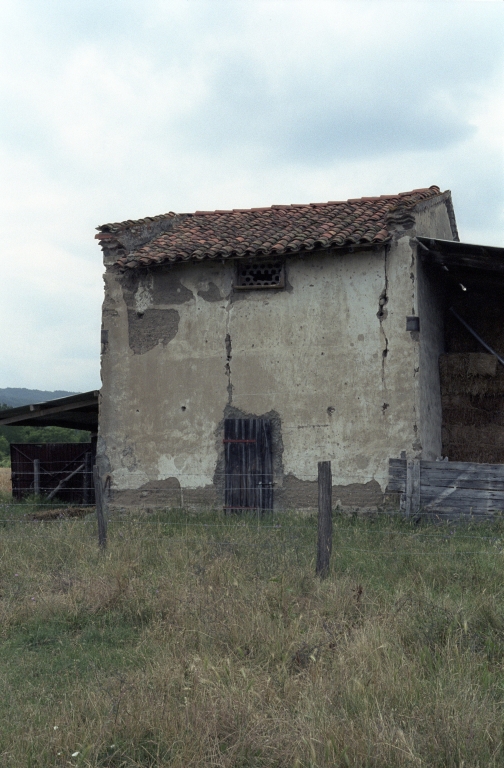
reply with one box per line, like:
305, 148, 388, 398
224, 297, 233, 404
225, 332, 233, 404
377, 247, 389, 393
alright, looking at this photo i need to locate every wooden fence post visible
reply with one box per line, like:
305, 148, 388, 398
405, 459, 421, 517
316, 461, 332, 578
93, 465, 107, 550
33, 459, 40, 497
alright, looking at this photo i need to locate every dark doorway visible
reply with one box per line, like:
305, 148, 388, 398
417, 237, 504, 464
224, 418, 273, 512
10, 443, 95, 504
440, 295, 504, 463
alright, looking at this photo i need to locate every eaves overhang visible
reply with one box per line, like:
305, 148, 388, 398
0, 391, 99, 432
416, 237, 504, 293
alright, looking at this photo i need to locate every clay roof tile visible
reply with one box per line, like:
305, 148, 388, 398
102, 186, 446, 268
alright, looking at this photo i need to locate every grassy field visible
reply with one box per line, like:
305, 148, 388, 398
0, 501, 504, 767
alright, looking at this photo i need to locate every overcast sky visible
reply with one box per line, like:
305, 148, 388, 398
0, 0, 503, 393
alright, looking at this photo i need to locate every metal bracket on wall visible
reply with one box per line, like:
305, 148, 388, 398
406, 316, 420, 332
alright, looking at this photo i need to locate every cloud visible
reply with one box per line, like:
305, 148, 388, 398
0, 0, 502, 390
174, 2, 503, 163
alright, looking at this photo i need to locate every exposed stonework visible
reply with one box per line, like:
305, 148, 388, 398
127, 309, 180, 355
110, 477, 218, 509
153, 274, 194, 305
281, 475, 383, 510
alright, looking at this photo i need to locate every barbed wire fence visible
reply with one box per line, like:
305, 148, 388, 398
2, 462, 504, 574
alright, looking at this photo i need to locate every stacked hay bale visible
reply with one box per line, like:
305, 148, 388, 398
440, 353, 504, 463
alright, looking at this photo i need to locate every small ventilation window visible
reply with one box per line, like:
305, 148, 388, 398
235, 260, 285, 290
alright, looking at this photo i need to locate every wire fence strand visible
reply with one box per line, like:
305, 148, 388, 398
1, 498, 504, 561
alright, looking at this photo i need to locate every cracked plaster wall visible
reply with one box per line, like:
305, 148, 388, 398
413, 201, 456, 459
415, 260, 445, 459
98, 212, 451, 509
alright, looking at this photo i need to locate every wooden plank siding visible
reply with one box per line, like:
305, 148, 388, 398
388, 458, 504, 517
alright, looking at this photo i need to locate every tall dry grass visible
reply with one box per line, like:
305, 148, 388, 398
0, 467, 11, 493
0, 510, 503, 766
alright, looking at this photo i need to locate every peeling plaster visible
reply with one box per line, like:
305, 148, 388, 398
197, 281, 222, 302
157, 454, 179, 478
153, 273, 194, 305
113, 467, 149, 489
135, 274, 154, 314
128, 309, 180, 354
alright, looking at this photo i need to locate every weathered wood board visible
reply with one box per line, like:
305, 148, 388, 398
388, 458, 504, 516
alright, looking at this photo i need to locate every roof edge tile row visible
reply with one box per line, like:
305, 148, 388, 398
95, 186, 452, 270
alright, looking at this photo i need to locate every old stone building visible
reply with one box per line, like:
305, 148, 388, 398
95, 185, 464, 510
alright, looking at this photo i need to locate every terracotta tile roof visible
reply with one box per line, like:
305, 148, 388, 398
97, 186, 446, 269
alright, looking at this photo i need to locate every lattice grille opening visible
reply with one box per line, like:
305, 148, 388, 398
235, 260, 285, 289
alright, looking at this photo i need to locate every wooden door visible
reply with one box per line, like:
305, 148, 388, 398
224, 418, 273, 511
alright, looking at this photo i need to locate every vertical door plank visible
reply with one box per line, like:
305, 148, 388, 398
224, 418, 273, 512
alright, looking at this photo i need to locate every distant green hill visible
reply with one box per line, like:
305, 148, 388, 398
0, 388, 77, 408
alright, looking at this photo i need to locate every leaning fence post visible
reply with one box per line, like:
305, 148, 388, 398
316, 461, 332, 578
33, 459, 40, 497
93, 465, 107, 549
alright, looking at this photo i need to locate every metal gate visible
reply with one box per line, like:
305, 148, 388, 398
10, 443, 95, 504
224, 418, 273, 512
